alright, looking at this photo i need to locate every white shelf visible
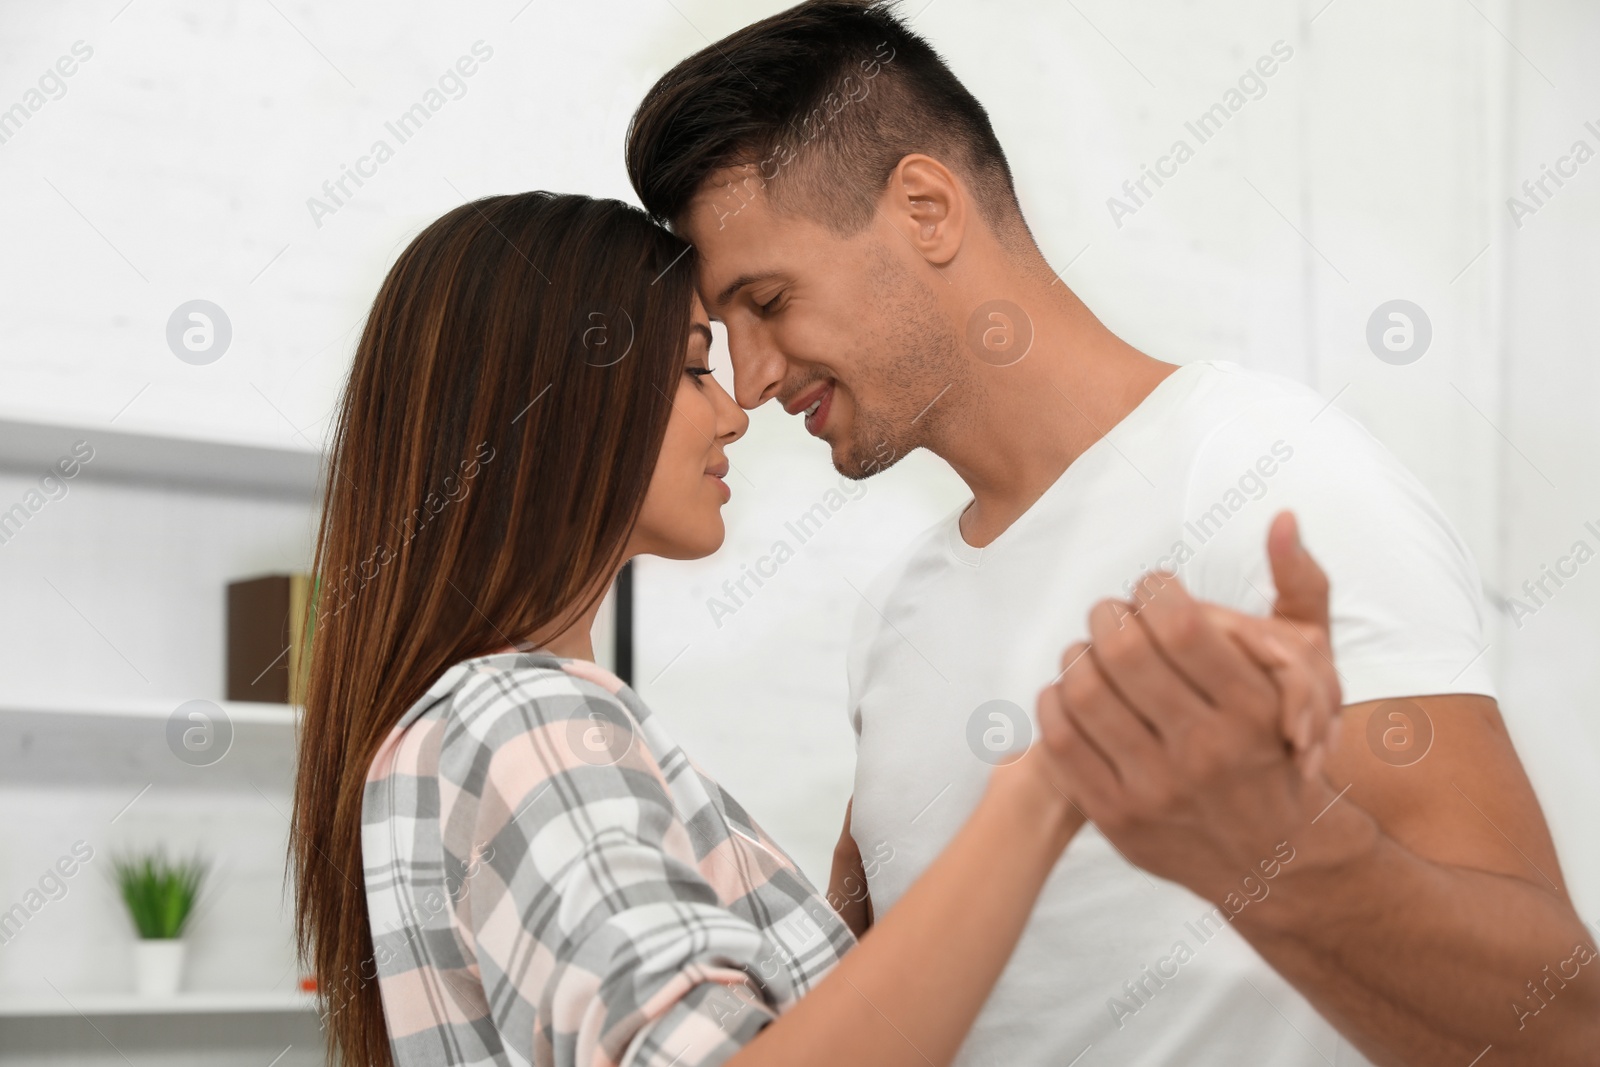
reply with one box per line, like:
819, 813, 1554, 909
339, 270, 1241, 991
0, 698, 299, 728
0, 990, 317, 1018
0, 415, 323, 499
0, 697, 301, 788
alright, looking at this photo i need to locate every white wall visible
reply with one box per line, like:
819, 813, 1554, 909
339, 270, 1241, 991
1494, 0, 1600, 920
1, 1, 1597, 1063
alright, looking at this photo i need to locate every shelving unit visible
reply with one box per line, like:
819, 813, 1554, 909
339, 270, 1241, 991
0, 415, 315, 786
0, 415, 626, 1067
0, 415, 323, 1065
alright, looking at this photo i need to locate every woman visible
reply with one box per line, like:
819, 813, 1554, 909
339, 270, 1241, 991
291, 192, 1325, 1067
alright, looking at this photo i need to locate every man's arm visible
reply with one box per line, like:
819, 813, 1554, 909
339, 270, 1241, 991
1239, 691, 1597, 1066
827, 798, 874, 937
1038, 513, 1600, 1066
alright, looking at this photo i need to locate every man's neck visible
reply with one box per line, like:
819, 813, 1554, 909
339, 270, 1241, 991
931, 293, 1176, 549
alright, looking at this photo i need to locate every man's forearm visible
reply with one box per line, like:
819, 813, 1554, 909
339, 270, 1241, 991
1236, 798, 1600, 1066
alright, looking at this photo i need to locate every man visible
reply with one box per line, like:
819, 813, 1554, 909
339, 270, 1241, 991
625, 2, 1597, 1064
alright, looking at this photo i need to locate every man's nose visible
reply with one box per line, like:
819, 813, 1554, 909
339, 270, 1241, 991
726, 324, 787, 410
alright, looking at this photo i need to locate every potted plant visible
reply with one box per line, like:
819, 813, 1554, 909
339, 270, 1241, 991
111, 850, 208, 996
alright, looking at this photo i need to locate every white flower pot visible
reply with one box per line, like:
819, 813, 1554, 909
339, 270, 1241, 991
133, 939, 186, 997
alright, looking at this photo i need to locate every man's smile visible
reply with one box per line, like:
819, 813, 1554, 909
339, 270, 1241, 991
784, 379, 835, 437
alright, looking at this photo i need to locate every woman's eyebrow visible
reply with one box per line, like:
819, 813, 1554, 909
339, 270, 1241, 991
689, 323, 714, 347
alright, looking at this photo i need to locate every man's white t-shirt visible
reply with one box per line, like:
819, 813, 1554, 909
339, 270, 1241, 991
846, 360, 1497, 1067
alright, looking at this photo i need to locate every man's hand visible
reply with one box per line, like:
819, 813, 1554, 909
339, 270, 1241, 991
1034, 510, 1363, 903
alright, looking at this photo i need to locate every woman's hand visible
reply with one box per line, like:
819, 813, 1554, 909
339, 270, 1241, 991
1201, 599, 1342, 779
1197, 510, 1343, 777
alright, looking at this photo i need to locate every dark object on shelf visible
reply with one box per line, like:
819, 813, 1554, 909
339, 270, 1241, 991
227, 574, 315, 704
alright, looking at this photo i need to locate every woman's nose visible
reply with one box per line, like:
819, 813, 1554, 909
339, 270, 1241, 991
718, 384, 750, 444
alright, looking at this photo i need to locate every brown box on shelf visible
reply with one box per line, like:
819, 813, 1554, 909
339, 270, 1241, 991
226, 573, 315, 704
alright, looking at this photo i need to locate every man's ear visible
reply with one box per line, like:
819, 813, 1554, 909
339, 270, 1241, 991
884, 153, 967, 268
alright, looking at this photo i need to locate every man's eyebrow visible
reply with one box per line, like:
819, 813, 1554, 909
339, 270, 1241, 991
712, 271, 778, 309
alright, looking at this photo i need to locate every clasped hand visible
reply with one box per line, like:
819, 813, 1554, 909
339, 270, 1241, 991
1027, 512, 1344, 906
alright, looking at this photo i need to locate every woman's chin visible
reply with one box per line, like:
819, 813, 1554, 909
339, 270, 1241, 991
653, 521, 725, 561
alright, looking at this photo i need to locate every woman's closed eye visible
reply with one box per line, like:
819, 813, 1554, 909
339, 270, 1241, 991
687, 365, 716, 386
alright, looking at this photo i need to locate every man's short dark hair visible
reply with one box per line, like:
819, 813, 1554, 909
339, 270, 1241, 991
626, 0, 1030, 245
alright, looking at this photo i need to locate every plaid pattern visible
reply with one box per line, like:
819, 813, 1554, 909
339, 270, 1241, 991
363, 651, 854, 1067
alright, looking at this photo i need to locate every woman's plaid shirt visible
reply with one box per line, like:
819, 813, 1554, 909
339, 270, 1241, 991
362, 651, 855, 1067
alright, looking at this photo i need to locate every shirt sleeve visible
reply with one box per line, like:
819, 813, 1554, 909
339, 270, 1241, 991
1181, 397, 1497, 706
447, 669, 795, 1067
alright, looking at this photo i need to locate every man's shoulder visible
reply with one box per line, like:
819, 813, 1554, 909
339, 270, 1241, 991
1104, 361, 1336, 479
1176, 362, 1393, 480
1175, 360, 1330, 429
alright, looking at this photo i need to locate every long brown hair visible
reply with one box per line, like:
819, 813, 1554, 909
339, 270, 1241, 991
291, 192, 695, 1066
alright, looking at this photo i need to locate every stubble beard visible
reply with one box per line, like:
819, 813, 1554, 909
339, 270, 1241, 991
832, 249, 971, 480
